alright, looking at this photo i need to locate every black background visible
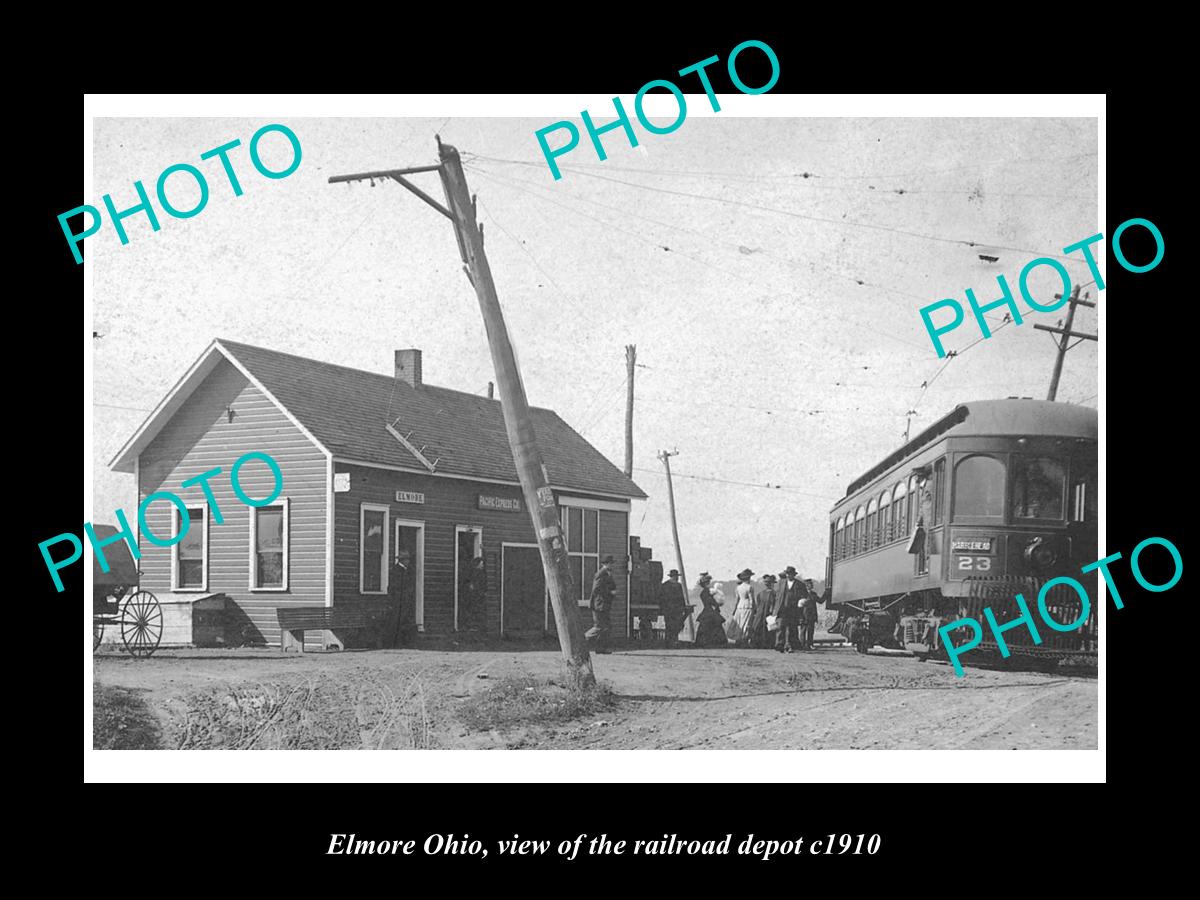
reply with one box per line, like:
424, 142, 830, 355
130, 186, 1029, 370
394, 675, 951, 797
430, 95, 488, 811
38, 28, 1174, 884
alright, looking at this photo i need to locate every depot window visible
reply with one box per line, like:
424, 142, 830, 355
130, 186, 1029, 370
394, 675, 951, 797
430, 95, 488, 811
173, 505, 207, 591
359, 503, 388, 594
561, 505, 599, 604
252, 499, 289, 591
954, 454, 1006, 520
1011, 457, 1066, 521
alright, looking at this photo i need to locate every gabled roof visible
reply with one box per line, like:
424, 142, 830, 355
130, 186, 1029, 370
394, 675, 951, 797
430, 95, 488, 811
110, 339, 647, 501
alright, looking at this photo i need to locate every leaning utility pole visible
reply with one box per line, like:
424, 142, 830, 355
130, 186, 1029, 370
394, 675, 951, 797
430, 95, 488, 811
1034, 285, 1097, 401
624, 345, 636, 477
329, 139, 594, 688
658, 449, 694, 643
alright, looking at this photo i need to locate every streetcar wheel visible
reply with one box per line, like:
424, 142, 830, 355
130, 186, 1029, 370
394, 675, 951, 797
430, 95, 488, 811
120, 591, 163, 658
93, 620, 104, 652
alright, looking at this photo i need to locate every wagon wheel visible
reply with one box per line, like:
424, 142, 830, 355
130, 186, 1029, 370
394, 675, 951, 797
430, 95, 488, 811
120, 591, 163, 658
93, 619, 104, 652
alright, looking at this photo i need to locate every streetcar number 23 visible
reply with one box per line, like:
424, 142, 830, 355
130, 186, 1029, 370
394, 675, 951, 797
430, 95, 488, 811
957, 556, 991, 571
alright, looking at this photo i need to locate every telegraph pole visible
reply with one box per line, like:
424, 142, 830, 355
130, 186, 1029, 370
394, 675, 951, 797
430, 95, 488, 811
624, 345, 636, 477
1035, 285, 1097, 401
329, 139, 595, 688
658, 449, 694, 643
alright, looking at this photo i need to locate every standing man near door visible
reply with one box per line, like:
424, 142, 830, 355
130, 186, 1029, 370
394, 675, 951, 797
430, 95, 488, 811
586, 554, 617, 654
388, 552, 410, 648
465, 555, 488, 631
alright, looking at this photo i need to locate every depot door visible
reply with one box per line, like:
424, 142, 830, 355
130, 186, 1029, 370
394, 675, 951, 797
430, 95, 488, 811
454, 526, 482, 631
502, 544, 546, 635
393, 520, 424, 632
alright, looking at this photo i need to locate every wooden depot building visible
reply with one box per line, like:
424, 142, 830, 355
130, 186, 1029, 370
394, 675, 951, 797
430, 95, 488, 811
109, 339, 647, 648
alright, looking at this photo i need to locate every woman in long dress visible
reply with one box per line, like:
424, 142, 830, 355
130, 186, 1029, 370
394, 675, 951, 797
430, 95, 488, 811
694, 573, 727, 647
726, 569, 756, 645
748, 574, 776, 648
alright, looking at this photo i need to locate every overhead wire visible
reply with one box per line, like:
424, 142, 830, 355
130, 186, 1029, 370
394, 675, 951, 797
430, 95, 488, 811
472, 156, 1090, 201
465, 162, 932, 355
467, 161, 935, 352
631, 465, 831, 499
94, 402, 153, 412
487, 151, 1098, 184
476, 196, 607, 332
464, 153, 1092, 263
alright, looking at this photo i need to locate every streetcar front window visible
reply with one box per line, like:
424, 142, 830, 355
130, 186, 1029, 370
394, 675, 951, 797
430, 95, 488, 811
1011, 456, 1066, 520
953, 454, 1005, 519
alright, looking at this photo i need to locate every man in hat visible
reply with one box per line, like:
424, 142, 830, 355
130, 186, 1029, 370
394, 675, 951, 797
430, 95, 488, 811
775, 566, 804, 653
387, 549, 413, 648
800, 577, 819, 651
464, 556, 488, 632
586, 554, 618, 654
657, 568, 689, 649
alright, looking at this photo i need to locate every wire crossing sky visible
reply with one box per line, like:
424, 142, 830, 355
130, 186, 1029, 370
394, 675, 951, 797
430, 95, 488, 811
91, 116, 1098, 581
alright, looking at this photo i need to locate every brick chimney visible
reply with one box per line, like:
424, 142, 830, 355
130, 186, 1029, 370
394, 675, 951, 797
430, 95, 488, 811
394, 349, 423, 387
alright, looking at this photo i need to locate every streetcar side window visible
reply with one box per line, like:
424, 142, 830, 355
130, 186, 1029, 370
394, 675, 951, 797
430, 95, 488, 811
908, 475, 920, 528
953, 454, 1006, 520
1011, 457, 1066, 520
854, 506, 865, 555
835, 516, 845, 559
880, 489, 892, 542
933, 458, 946, 526
893, 481, 907, 537
866, 499, 878, 549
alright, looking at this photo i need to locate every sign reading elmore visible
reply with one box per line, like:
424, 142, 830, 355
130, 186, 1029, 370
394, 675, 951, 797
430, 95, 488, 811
478, 494, 521, 512
395, 491, 425, 504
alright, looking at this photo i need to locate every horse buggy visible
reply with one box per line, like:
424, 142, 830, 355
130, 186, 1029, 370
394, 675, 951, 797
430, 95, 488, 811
91, 524, 163, 658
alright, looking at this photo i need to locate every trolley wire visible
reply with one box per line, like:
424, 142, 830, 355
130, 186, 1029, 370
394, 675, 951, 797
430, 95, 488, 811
631, 464, 831, 499
465, 163, 932, 355
464, 154, 1092, 263
490, 151, 1098, 185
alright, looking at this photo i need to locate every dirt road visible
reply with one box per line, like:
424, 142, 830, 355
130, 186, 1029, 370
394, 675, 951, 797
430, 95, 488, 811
93, 642, 1096, 750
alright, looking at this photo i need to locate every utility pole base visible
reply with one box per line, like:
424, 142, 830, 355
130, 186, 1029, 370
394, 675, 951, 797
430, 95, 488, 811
567, 656, 597, 691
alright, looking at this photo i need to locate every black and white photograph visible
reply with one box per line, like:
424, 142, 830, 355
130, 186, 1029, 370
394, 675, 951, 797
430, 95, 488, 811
84, 100, 1102, 767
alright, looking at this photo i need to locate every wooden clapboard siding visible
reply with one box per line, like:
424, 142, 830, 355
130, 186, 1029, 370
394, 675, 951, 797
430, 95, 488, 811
333, 464, 630, 636
138, 358, 328, 646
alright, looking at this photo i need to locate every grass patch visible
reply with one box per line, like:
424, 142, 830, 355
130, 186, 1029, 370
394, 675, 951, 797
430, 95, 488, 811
168, 671, 433, 750
457, 675, 616, 732
94, 684, 162, 750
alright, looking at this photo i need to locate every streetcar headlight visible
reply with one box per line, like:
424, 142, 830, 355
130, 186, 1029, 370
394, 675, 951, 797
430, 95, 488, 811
1024, 537, 1058, 571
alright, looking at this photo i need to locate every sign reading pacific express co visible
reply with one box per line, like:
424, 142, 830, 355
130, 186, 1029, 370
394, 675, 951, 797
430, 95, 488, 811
395, 491, 425, 504
478, 495, 521, 512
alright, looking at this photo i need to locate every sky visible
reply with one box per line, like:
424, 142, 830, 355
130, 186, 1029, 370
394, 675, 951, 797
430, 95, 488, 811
91, 115, 1098, 584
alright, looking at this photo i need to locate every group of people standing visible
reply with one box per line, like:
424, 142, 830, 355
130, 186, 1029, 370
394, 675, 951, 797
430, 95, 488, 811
657, 567, 820, 652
